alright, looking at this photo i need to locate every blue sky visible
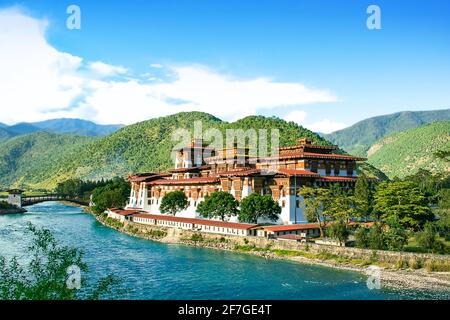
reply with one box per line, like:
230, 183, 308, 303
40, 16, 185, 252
0, 0, 449, 132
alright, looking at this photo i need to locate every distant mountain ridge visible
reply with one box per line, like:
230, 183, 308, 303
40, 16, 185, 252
325, 108, 450, 156
0, 111, 386, 190
367, 121, 450, 179
31, 118, 124, 136
0, 118, 124, 140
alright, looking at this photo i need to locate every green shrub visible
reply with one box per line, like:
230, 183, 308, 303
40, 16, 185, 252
384, 219, 408, 251
355, 227, 370, 248
415, 222, 445, 253
423, 259, 450, 272
395, 257, 409, 269
408, 257, 422, 269
368, 224, 386, 250
104, 217, 124, 229
190, 233, 204, 242
0, 201, 18, 210
146, 229, 167, 238
271, 249, 301, 257
326, 221, 349, 246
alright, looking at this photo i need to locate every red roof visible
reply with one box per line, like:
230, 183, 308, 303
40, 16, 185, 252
109, 209, 143, 216
147, 177, 220, 185
131, 213, 257, 230
279, 144, 337, 151
318, 176, 357, 182
302, 152, 366, 161
129, 172, 171, 182
259, 152, 365, 161
276, 234, 306, 240
276, 169, 320, 177
258, 223, 320, 232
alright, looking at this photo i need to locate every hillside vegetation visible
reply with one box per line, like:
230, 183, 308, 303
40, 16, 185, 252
325, 109, 450, 156
0, 112, 379, 190
0, 132, 97, 190
367, 121, 450, 179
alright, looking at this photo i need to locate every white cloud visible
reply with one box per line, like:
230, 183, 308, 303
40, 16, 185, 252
283, 110, 308, 124
283, 110, 347, 134
150, 63, 163, 68
0, 8, 84, 123
88, 61, 128, 77
306, 119, 347, 134
0, 8, 338, 125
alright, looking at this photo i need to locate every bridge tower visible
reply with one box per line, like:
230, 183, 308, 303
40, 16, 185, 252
7, 189, 23, 208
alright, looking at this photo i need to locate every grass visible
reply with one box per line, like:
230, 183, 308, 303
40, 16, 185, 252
234, 245, 378, 266
144, 229, 167, 238
104, 217, 124, 229
190, 233, 204, 242
403, 236, 450, 254
423, 259, 450, 272
0, 191, 53, 197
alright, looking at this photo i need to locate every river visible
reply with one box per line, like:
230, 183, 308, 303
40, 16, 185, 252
0, 202, 447, 300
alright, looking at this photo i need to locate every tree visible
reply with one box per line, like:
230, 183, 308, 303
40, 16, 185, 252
326, 221, 349, 246
91, 177, 131, 214
159, 190, 188, 216
354, 173, 373, 220
416, 222, 439, 252
196, 191, 239, 221
55, 178, 83, 198
367, 223, 385, 250
0, 223, 119, 300
434, 149, 450, 162
437, 188, 450, 210
354, 227, 370, 248
435, 211, 450, 241
298, 187, 330, 237
238, 193, 281, 224
383, 216, 408, 251
373, 181, 434, 230
323, 191, 357, 224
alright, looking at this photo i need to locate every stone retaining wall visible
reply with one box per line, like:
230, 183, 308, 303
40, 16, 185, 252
118, 219, 449, 265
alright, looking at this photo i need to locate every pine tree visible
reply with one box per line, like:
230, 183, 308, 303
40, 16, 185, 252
354, 172, 373, 221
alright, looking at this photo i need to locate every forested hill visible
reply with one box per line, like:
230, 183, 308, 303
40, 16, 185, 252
0, 111, 382, 190
0, 132, 97, 190
325, 109, 450, 156
367, 121, 450, 179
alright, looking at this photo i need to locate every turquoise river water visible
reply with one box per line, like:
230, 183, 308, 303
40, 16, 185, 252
0, 202, 448, 300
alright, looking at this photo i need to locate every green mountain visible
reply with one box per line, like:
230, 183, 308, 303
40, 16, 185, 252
31, 118, 124, 136
0, 112, 380, 190
0, 132, 97, 190
0, 128, 13, 143
0, 118, 123, 143
367, 121, 450, 179
325, 109, 450, 156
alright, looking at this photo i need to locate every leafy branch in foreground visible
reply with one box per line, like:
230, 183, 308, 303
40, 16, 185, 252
0, 223, 121, 300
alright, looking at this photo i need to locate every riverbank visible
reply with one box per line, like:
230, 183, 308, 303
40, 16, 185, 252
94, 213, 450, 294
0, 208, 27, 214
